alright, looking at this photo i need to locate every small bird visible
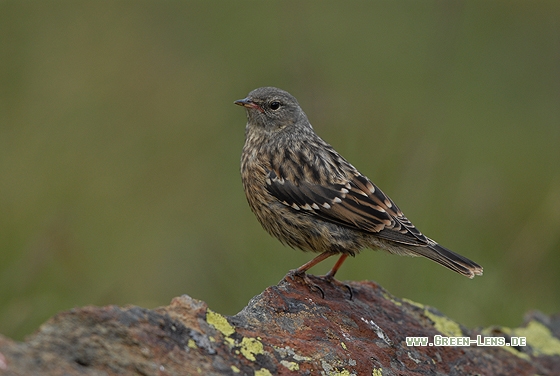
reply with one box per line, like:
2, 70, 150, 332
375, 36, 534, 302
235, 87, 483, 280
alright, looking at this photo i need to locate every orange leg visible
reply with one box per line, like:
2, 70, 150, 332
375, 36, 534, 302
325, 254, 349, 280
294, 251, 336, 275
291, 252, 352, 300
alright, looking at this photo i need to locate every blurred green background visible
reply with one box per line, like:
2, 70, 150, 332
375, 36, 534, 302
1, 1, 559, 341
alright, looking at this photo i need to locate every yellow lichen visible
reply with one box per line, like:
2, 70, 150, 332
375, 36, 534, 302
508, 320, 560, 356
382, 291, 402, 306
187, 339, 197, 349
280, 360, 299, 371
239, 336, 264, 361
372, 368, 383, 376
501, 344, 531, 360
254, 368, 273, 376
206, 309, 235, 337
329, 370, 351, 376
402, 297, 465, 338
423, 310, 463, 338
479, 327, 530, 360
401, 297, 425, 309
230, 365, 240, 373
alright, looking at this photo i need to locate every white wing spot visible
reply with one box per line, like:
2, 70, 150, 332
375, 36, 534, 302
271, 175, 285, 184
333, 197, 342, 204
291, 203, 300, 210
302, 204, 312, 210
311, 203, 320, 210
366, 182, 375, 193
265, 178, 271, 185
384, 199, 392, 208
322, 203, 331, 209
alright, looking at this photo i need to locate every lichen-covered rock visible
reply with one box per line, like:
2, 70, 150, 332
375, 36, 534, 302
0, 275, 559, 375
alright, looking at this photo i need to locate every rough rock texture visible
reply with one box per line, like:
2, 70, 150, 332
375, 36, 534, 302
1, 275, 559, 375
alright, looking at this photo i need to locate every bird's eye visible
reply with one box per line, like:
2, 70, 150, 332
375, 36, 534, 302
269, 101, 281, 110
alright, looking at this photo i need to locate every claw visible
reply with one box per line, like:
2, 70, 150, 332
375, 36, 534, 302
287, 269, 325, 299
343, 283, 353, 300
319, 274, 353, 300
309, 281, 325, 299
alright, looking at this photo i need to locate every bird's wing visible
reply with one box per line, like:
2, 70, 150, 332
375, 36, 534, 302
265, 170, 430, 247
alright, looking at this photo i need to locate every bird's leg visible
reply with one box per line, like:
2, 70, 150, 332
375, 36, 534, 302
323, 254, 348, 281
293, 251, 337, 275
288, 251, 337, 299
323, 254, 353, 300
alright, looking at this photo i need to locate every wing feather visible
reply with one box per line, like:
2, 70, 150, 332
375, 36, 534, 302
265, 169, 430, 247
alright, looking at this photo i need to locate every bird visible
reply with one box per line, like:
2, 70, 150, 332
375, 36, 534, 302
235, 86, 483, 281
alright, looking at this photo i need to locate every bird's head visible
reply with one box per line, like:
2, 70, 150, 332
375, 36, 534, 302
235, 87, 310, 133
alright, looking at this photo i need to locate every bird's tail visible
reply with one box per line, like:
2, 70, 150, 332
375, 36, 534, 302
411, 242, 483, 279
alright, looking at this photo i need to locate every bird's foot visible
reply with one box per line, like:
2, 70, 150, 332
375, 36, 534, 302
286, 269, 325, 299
318, 274, 353, 300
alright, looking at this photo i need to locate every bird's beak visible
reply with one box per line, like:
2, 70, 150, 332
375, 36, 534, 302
234, 97, 262, 111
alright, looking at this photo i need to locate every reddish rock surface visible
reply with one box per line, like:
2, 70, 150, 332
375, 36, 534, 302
0, 275, 559, 375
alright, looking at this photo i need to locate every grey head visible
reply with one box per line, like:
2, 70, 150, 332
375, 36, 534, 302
234, 87, 311, 132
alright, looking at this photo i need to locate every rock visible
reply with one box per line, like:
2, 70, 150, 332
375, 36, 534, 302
0, 275, 559, 375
